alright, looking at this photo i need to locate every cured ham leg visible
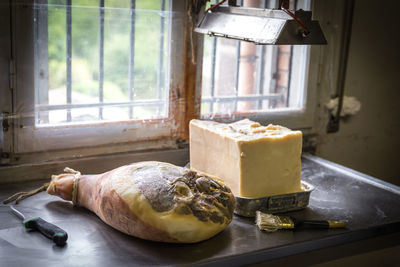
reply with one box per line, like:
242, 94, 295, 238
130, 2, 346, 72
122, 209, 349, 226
46, 161, 235, 243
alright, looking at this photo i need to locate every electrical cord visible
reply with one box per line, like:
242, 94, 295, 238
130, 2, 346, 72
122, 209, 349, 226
281, 0, 310, 36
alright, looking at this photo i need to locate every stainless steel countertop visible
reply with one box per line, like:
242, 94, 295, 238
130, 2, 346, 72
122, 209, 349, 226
1, 154, 399, 266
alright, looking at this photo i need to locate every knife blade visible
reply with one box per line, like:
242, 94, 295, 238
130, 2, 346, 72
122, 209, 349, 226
10, 205, 68, 246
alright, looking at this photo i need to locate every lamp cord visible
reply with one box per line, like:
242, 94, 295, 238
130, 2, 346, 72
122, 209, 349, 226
206, 0, 227, 12
281, 0, 310, 36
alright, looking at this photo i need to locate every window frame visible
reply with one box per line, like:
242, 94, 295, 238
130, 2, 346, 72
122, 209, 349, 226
197, 0, 317, 131
198, 44, 317, 131
8, 0, 195, 157
0, 0, 13, 165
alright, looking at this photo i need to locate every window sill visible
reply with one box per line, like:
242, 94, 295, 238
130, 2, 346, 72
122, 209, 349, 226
0, 147, 189, 184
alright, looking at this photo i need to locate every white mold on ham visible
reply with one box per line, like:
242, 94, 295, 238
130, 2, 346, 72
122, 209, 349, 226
47, 161, 235, 243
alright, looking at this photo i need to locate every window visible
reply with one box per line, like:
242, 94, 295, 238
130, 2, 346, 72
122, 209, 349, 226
1, 0, 322, 164
8, 0, 190, 157
36, 0, 170, 126
200, 0, 315, 129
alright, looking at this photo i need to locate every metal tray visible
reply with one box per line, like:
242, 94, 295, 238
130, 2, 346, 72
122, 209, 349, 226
234, 181, 315, 217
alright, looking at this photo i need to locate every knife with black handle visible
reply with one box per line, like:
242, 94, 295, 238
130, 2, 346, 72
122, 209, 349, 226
10, 205, 68, 246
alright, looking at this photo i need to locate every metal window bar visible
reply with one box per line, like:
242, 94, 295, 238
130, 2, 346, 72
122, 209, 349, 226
268, 0, 279, 8
66, 0, 72, 122
256, 46, 266, 109
209, 38, 217, 113
255, 0, 268, 110
128, 0, 136, 119
285, 0, 298, 107
202, 94, 281, 104
269, 0, 279, 110
285, 49, 293, 107
163, 0, 172, 114
233, 40, 241, 112
98, 0, 105, 119
233, 0, 243, 112
37, 100, 169, 112
157, 0, 166, 116
37, 94, 282, 113
34, 0, 49, 124
209, 0, 218, 114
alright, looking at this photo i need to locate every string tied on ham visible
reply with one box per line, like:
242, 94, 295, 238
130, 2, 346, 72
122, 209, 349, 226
2, 167, 81, 205
2, 182, 50, 205
63, 167, 81, 206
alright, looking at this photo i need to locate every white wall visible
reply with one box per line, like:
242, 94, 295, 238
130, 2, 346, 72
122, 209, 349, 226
316, 0, 400, 186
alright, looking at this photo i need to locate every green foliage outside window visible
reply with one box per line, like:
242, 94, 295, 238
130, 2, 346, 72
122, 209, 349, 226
47, 0, 168, 104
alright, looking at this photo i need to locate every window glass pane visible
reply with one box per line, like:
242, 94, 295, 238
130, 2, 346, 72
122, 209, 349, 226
102, 2, 130, 106
200, 0, 310, 118
71, 0, 100, 105
48, 0, 66, 106
36, 0, 169, 126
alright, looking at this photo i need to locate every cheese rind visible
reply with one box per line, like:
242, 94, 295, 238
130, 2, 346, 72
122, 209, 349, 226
189, 119, 302, 198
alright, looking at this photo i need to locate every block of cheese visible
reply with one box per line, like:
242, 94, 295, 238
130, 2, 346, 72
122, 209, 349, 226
189, 119, 302, 198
